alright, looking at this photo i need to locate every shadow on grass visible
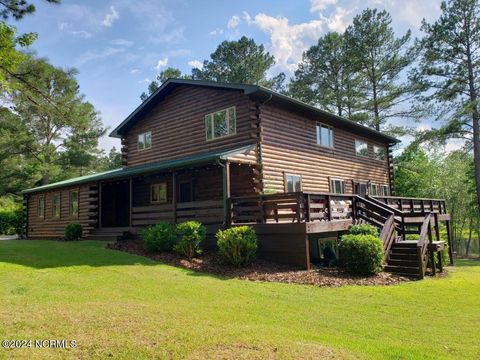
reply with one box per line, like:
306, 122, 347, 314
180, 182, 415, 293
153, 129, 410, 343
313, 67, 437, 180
0, 240, 158, 269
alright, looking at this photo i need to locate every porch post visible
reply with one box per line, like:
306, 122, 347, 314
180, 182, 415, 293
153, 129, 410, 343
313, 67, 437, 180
222, 161, 231, 228
129, 177, 133, 227
172, 170, 177, 224
98, 182, 102, 228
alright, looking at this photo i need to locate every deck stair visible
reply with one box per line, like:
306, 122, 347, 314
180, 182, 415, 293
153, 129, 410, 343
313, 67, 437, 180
86, 227, 134, 241
384, 241, 420, 277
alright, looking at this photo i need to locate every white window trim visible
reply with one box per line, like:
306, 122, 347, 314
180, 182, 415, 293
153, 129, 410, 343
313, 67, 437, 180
369, 182, 380, 196
150, 182, 167, 204
330, 178, 346, 194
52, 194, 61, 219
205, 106, 237, 141
355, 139, 369, 158
137, 131, 152, 151
38, 195, 45, 219
380, 184, 390, 196
373, 145, 386, 161
69, 190, 79, 218
316, 122, 334, 149
284, 173, 302, 192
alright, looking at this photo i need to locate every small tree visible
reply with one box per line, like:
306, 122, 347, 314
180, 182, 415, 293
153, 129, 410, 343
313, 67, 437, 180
174, 221, 206, 260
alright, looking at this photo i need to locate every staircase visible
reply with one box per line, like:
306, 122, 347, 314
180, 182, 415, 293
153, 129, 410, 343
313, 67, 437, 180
384, 241, 420, 277
85, 227, 134, 241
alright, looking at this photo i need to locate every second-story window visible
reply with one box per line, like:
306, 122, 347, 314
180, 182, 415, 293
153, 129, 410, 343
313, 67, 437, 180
138, 131, 152, 151
373, 145, 386, 160
355, 140, 368, 157
285, 174, 302, 192
205, 106, 236, 141
316, 123, 334, 148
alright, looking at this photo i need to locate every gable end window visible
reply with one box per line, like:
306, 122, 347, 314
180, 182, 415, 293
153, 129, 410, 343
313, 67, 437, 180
137, 131, 152, 151
151, 183, 167, 204
373, 145, 386, 160
205, 106, 236, 141
330, 179, 346, 194
284, 174, 302, 192
69, 191, 79, 217
37, 195, 45, 219
52, 194, 61, 218
316, 123, 334, 148
355, 140, 368, 157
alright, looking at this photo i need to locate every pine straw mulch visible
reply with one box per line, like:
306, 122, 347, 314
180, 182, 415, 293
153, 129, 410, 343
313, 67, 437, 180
107, 240, 414, 288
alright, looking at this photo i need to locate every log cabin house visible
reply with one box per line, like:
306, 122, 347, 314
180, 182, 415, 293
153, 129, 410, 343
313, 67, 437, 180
22, 79, 452, 278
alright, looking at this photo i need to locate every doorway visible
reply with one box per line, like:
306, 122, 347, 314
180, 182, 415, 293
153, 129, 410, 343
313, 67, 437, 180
100, 180, 130, 227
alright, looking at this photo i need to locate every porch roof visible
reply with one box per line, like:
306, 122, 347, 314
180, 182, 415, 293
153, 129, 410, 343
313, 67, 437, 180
22, 144, 255, 194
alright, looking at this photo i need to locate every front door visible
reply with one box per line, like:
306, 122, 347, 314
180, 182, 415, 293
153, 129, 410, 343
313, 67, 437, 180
179, 181, 193, 203
101, 180, 130, 227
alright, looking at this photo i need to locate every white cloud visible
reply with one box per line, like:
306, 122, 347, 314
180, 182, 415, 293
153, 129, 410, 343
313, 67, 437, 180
324, 6, 353, 32
210, 28, 224, 35
102, 6, 119, 27
139, 78, 151, 84
58, 22, 69, 31
76, 47, 125, 65
149, 26, 185, 44
228, 15, 240, 29
154, 58, 168, 72
71, 30, 93, 39
130, 68, 140, 74
110, 39, 134, 47
310, 0, 337, 12
243, 11, 253, 25
188, 60, 203, 69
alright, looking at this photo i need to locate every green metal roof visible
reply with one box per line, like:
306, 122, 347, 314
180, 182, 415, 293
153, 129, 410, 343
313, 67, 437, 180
110, 78, 400, 144
23, 144, 255, 194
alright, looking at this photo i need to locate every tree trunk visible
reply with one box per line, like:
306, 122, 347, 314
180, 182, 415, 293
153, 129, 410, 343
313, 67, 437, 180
466, 217, 473, 256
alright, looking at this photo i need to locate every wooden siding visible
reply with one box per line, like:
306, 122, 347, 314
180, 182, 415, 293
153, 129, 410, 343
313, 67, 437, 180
124, 85, 257, 166
259, 102, 391, 194
26, 183, 98, 239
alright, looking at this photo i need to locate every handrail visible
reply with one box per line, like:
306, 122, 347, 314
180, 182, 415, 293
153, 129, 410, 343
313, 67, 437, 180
379, 214, 396, 262
417, 213, 432, 279
373, 195, 446, 202
366, 195, 404, 216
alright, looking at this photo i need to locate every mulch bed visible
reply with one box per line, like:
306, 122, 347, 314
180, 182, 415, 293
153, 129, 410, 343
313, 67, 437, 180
108, 240, 413, 287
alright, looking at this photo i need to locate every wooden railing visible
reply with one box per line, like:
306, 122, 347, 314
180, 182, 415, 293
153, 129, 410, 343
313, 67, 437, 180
373, 196, 447, 214
417, 213, 433, 279
380, 214, 396, 262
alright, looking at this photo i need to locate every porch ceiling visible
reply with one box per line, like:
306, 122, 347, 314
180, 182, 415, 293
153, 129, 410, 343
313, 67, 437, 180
23, 144, 256, 194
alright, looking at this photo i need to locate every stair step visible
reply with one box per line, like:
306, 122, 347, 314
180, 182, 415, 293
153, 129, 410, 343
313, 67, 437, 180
85, 235, 119, 241
384, 265, 420, 274
390, 248, 417, 254
389, 253, 418, 260
387, 259, 419, 267
392, 241, 417, 248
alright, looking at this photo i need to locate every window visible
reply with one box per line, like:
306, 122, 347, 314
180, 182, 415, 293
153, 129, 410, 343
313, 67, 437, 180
369, 183, 379, 196
151, 183, 167, 204
179, 181, 193, 203
52, 194, 61, 218
380, 184, 390, 196
316, 123, 334, 148
69, 191, 79, 217
355, 140, 368, 157
373, 145, 385, 160
285, 174, 302, 192
354, 182, 368, 197
137, 131, 152, 151
330, 179, 345, 194
205, 106, 236, 140
37, 195, 45, 218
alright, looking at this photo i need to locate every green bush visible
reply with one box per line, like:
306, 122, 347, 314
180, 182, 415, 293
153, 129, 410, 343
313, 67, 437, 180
174, 221, 206, 260
64, 223, 83, 241
0, 207, 23, 235
216, 226, 257, 267
339, 234, 384, 275
142, 222, 177, 252
347, 223, 379, 236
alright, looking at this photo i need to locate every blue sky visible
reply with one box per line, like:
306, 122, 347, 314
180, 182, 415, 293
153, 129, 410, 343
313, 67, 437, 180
10, 0, 446, 151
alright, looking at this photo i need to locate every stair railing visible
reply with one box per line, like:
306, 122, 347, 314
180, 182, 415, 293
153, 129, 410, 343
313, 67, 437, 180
417, 213, 433, 279
379, 214, 396, 262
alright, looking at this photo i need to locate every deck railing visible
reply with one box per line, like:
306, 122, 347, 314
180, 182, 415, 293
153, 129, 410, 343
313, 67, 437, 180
372, 196, 447, 214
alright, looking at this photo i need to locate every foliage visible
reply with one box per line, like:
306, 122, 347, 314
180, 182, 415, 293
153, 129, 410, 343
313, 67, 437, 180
0, 0, 60, 20
415, 0, 480, 210
140, 67, 191, 101
64, 223, 82, 241
339, 233, 384, 275
192, 36, 284, 90
216, 226, 257, 267
174, 221, 206, 259
142, 222, 177, 252
0, 206, 23, 235
347, 224, 379, 236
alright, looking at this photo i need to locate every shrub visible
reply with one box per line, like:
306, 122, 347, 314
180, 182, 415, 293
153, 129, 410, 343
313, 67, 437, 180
174, 221, 206, 260
347, 223, 379, 236
216, 226, 257, 267
339, 234, 384, 275
64, 223, 83, 241
142, 222, 177, 252
0, 207, 23, 235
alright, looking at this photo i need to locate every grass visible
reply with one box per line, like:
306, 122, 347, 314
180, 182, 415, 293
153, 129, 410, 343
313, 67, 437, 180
0, 241, 479, 359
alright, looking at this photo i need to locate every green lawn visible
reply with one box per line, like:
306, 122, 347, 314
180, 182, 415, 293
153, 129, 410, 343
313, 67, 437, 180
0, 241, 479, 359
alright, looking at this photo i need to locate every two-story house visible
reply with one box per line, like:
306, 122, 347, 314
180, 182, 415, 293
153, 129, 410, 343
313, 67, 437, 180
22, 79, 452, 276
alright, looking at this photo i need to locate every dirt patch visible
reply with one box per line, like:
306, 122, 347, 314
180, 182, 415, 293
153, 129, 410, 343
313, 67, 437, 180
108, 240, 412, 287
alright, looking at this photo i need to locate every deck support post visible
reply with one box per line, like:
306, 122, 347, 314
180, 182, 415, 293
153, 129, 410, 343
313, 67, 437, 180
221, 161, 231, 228
172, 170, 177, 224
98, 182, 102, 229
129, 177, 133, 227
445, 219, 454, 265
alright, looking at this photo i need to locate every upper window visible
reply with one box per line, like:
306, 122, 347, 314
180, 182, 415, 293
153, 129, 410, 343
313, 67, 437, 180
355, 140, 368, 157
52, 194, 61, 218
37, 195, 45, 219
316, 123, 334, 148
373, 145, 385, 160
205, 106, 236, 141
285, 174, 302, 192
69, 191, 79, 217
138, 131, 152, 151
330, 179, 345, 194
151, 183, 167, 204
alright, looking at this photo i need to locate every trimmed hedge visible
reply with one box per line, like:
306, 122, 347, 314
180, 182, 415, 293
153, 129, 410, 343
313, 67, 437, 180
65, 223, 83, 241
0, 208, 23, 235
174, 221, 206, 260
347, 223, 379, 236
339, 233, 384, 275
216, 226, 257, 267
142, 222, 177, 252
